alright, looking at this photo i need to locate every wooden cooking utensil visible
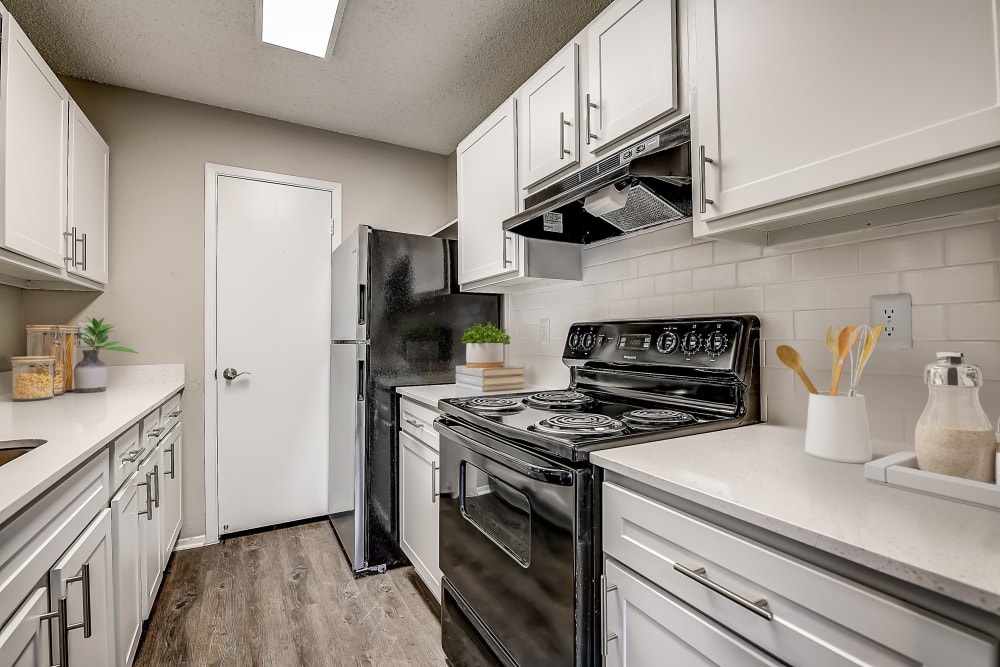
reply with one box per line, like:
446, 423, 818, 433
824, 326, 840, 392
830, 325, 857, 396
776, 345, 818, 395
852, 324, 884, 391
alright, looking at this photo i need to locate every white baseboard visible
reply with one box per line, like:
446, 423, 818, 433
174, 535, 208, 551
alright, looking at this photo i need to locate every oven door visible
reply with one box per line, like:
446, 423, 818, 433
437, 417, 581, 666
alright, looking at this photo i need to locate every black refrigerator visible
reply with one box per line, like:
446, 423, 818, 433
329, 225, 501, 574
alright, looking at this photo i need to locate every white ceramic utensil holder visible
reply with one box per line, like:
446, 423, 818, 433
804, 394, 872, 463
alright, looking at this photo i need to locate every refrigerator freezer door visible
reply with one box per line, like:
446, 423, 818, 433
332, 225, 369, 342
329, 342, 367, 571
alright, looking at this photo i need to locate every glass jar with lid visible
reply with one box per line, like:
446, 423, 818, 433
59, 325, 78, 392
11, 356, 55, 401
25, 325, 66, 395
914, 352, 997, 482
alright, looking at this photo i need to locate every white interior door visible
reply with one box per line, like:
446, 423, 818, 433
215, 175, 333, 535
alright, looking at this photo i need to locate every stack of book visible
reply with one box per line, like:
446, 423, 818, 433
455, 365, 524, 392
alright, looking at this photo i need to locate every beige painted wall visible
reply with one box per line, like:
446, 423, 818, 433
20, 79, 451, 541
0, 285, 24, 370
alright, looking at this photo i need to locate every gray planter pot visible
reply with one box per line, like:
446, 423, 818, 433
74, 349, 108, 393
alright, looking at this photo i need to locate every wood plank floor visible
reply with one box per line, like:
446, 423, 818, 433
135, 520, 448, 667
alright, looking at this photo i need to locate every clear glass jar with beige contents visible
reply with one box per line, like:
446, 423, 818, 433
11, 356, 56, 402
915, 352, 997, 482
25, 325, 66, 395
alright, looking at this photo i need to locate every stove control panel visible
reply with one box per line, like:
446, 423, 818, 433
564, 316, 757, 369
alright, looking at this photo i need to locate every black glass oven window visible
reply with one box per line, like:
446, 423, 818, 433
460, 462, 531, 567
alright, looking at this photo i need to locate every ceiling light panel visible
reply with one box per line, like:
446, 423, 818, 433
261, 0, 342, 58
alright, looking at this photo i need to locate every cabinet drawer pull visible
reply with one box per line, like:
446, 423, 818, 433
165, 444, 176, 479
78, 233, 88, 271
166, 409, 182, 418
431, 462, 440, 504
502, 233, 513, 267
40, 597, 68, 667
152, 464, 161, 508
138, 473, 154, 520
585, 94, 598, 145
600, 574, 618, 657
674, 562, 773, 621
559, 112, 571, 159
65, 563, 92, 638
146, 427, 163, 440
699, 145, 715, 214
121, 448, 143, 463
63, 228, 77, 267
404, 417, 424, 429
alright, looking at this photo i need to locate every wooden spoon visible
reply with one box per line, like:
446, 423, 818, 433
830, 325, 857, 396
776, 345, 818, 395
824, 326, 840, 392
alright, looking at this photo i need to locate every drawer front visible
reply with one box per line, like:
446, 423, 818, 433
400, 397, 439, 451
603, 482, 997, 666
0, 453, 109, 628
141, 407, 163, 446
110, 423, 143, 491
159, 392, 183, 435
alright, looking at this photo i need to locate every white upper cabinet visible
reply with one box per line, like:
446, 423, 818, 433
67, 103, 110, 284
0, 10, 70, 268
457, 97, 520, 285
693, 0, 1000, 231
585, 0, 677, 153
518, 43, 580, 188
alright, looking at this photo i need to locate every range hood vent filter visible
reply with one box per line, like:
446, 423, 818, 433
600, 183, 685, 232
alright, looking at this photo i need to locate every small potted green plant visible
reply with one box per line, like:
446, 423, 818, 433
74, 317, 137, 393
461, 322, 510, 367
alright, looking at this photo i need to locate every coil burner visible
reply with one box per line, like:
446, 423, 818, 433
531, 413, 627, 437
523, 391, 595, 411
621, 408, 696, 430
462, 397, 525, 414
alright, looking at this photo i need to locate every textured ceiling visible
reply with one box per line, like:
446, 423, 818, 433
5, 0, 614, 154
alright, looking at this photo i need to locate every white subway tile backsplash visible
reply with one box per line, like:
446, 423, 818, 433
673, 243, 714, 270
636, 295, 673, 317
714, 286, 764, 313
737, 255, 792, 286
609, 299, 640, 318
516, 285, 595, 310
858, 231, 943, 272
900, 263, 999, 304
945, 221, 1000, 265
582, 241, 623, 267
713, 239, 763, 264
583, 258, 637, 284
947, 302, 1000, 340
900, 341, 1000, 379
594, 282, 624, 302
622, 276, 655, 299
759, 312, 794, 339
911, 305, 947, 340
620, 231, 662, 259
763, 281, 825, 312
824, 273, 900, 308
673, 292, 713, 316
637, 250, 672, 276
653, 222, 694, 251
791, 245, 858, 280
692, 264, 737, 291
654, 271, 693, 295
793, 308, 869, 340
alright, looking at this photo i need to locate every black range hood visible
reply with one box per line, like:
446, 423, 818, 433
503, 116, 693, 245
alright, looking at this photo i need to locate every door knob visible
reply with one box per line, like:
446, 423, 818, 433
222, 368, 251, 381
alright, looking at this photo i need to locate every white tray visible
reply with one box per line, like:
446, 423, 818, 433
865, 451, 1000, 512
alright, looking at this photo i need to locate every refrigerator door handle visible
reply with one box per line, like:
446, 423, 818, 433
357, 360, 365, 401
358, 285, 366, 326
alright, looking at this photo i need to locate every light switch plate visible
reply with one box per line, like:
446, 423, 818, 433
870, 293, 912, 349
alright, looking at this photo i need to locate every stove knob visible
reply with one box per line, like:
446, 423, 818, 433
582, 333, 596, 350
706, 331, 729, 356
681, 331, 701, 355
568, 332, 581, 349
656, 331, 679, 354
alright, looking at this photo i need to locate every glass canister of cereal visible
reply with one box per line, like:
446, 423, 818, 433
11, 356, 56, 401
59, 325, 79, 391
25, 325, 66, 395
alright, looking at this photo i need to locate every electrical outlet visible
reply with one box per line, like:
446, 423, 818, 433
539, 318, 550, 344
870, 293, 912, 349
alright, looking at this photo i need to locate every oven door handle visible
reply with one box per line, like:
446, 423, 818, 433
441, 423, 574, 486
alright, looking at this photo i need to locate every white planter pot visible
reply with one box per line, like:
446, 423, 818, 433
466, 343, 505, 367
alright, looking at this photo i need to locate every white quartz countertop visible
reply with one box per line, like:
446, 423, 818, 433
0, 364, 185, 527
396, 383, 551, 411
592, 424, 1000, 614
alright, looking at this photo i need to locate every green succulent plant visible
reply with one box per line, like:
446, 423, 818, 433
461, 322, 510, 345
79, 317, 137, 353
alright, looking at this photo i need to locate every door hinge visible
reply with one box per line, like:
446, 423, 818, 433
330, 219, 336, 234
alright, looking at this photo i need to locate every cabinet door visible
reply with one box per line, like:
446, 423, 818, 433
138, 448, 163, 619
694, 0, 1000, 222
0, 12, 70, 267
604, 560, 783, 667
457, 97, 520, 285
399, 431, 441, 601
586, 0, 676, 153
0, 589, 52, 667
519, 43, 579, 188
159, 425, 183, 564
49, 509, 115, 667
67, 102, 110, 284
112, 473, 143, 667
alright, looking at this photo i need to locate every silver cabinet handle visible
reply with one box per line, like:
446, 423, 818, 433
146, 427, 163, 440
674, 563, 773, 621
122, 448, 143, 463
404, 418, 424, 429
138, 473, 153, 520
559, 112, 571, 159
63, 227, 77, 267
431, 462, 440, 504
222, 368, 251, 381
165, 444, 176, 479
65, 563, 92, 639
166, 409, 182, 418
78, 233, 88, 271
152, 464, 160, 508
600, 574, 618, 657
586, 94, 598, 145
699, 145, 715, 214
40, 597, 68, 667
502, 234, 513, 267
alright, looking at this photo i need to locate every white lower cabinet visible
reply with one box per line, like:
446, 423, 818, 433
0, 589, 52, 667
159, 424, 183, 563
398, 396, 442, 601
602, 481, 998, 666
138, 446, 163, 620
111, 473, 143, 666
49, 509, 115, 667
